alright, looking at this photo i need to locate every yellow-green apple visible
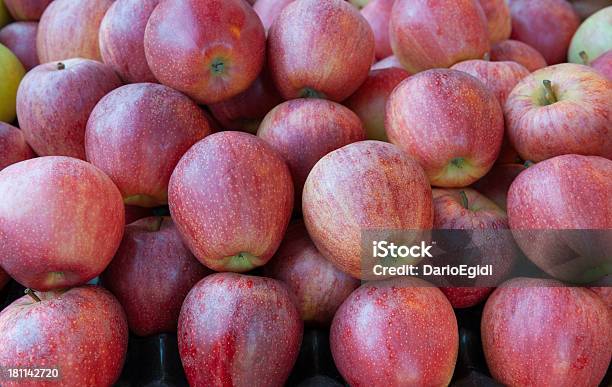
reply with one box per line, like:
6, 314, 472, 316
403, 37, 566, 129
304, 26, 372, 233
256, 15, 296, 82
99, 0, 159, 84
253, 0, 294, 31
349, 0, 369, 8
0, 43, 24, 123
102, 217, 210, 337
478, 0, 512, 44
85, 83, 212, 207
0, 122, 34, 171
257, 99, 365, 207
0, 21, 39, 70
505, 63, 612, 162
37, 0, 113, 62
302, 141, 433, 279
331, 278, 458, 386
263, 221, 360, 326
144, 0, 265, 104
386, 69, 504, 187
344, 68, 410, 141
482, 278, 612, 386
178, 273, 302, 386
0, 1, 11, 28
507, 155, 612, 282
472, 163, 526, 210
508, 0, 580, 64
17, 59, 122, 159
4, 0, 51, 21
490, 39, 548, 72
389, 0, 490, 73
569, 6, 612, 65
361, 0, 393, 59
0, 156, 125, 291
371, 54, 403, 70
268, 0, 374, 101
0, 268, 9, 290
591, 50, 612, 79
0, 286, 128, 386
169, 132, 293, 272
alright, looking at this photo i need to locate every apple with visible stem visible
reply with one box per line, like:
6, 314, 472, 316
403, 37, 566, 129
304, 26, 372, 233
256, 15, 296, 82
371, 54, 403, 70
361, 0, 393, 59
0, 156, 125, 291
178, 273, 302, 387
0, 286, 128, 386
0, 21, 38, 70
144, 0, 265, 105
472, 163, 526, 211
3, 0, 51, 21
268, 0, 374, 101
568, 6, 612, 65
253, 0, 294, 31
348, 0, 369, 9
591, 50, 612, 79
85, 83, 212, 208
478, 0, 512, 44
386, 69, 504, 187
482, 277, 612, 386
0, 122, 35, 171
490, 39, 548, 72
505, 63, 612, 162
0, 42, 24, 123
0, 268, 9, 290
17, 59, 122, 159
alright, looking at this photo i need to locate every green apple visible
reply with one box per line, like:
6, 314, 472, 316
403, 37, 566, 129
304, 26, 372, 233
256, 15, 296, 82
568, 6, 612, 64
0, 43, 25, 122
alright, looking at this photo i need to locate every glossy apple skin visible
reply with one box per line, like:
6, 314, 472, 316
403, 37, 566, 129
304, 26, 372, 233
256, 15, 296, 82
371, 54, 403, 70
303, 141, 433, 279
264, 221, 360, 326
253, 0, 294, 31
482, 278, 612, 387
508, 0, 580, 65
0, 157, 125, 291
178, 273, 302, 387
591, 50, 612, 79
389, 0, 490, 73
257, 99, 365, 207
4, 0, 51, 21
505, 63, 612, 162
37, 0, 113, 63
268, 0, 374, 101
490, 39, 548, 72
144, 0, 265, 105
0, 122, 35, 171
478, 0, 512, 44
361, 0, 393, 59
99, 0, 159, 84
0, 286, 128, 386
102, 217, 210, 337
17, 59, 122, 159
0, 21, 38, 70
386, 69, 504, 187
85, 83, 212, 207
0, 268, 9, 290
568, 6, 612, 65
472, 163, 526, 211
344, 68, 411, 142
331, 278, 458, 386
169, 132, 293, 272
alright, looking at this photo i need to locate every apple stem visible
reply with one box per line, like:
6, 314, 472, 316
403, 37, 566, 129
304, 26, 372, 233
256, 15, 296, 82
57, 62, 65, 70
542, 80, 557, 105
25, 288, 41, 302
459, 191, 469, 209
579, 51, 589, 65
483, 52, 491, 61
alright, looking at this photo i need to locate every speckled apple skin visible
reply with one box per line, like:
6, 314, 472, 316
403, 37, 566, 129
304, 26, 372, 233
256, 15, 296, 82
482, 278, 612, 387
99, 0, 159, 84
253, 0, 294, 31
389, 0, 489, 73
168, 132, 294, 272
4, 0, 51, 21
478, 0, 511, 44
331, 277, 458, 386
257, 98, 365, 208
263, 221, 360, 326
144, 0, 265, 105
0, 268, 9, 290
85, 83, 212, 207
0, 21, 39, 70
37, 0, 113, 63
0, 122, 35, 171
472, 163, 526, 211
0, 157, 125, 291
102, 217, 210, 337
589, 286, 612, 309
178, 273, 303, 387
361, 0, 393, 59
440, 287, 493, 309
490, 39, 548, 72
0, 286, 128, 387
591, 50, 612, 80
302, 141, 433, 279
16, 58, 122, 160
386, 69, 504, 187
267, 0, 375, 101
505, 63, 612, 162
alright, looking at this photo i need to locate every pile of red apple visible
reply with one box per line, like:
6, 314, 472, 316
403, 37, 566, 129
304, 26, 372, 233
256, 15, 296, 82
0, 0, 610, 386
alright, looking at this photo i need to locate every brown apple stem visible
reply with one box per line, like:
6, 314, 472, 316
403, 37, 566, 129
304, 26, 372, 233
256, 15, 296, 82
542, 80, 557, 105
57, 62, 65, 70
25, 288, 41, 302
579, 51, 589, 65
483, 52, 491, 61
459, 190, 469, 209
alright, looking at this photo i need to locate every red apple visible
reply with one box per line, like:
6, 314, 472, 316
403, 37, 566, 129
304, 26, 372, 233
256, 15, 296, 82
389, 0, 490, 73
508, 0, 580, 65
3, 0, 51, 21
17, 58, 122, 159
178, 273, 302, 386
478, 0, 512, 44
569, 0, 611, 20
0, 122, 35, 171
331, 278, 458, 386
0, 156, 125, 291
591, 50, 612, 79
37, 0, 112, 63
268, 0, 374, 101
85, 83, 212, 207
568, 6, 612, 65
257, 98, 365, 207
371, 54, 403, 70
99, 0, 159, 84
169, 131, 293, 272
0, 268, 9, 290
144, 0, 265, 104
490, 39, 548, 72
590, 286, 612, 308
386, 69, 504, 187
361, 0, 393, 59
0, 286, 128, 386
482, 277, 612, 386
472, 163, 526, 211
102, 217, 210, 337
505, 63, 612, 162
441, 287, 494, 309
253, 0, 294, 31
0, 21, 38, 70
